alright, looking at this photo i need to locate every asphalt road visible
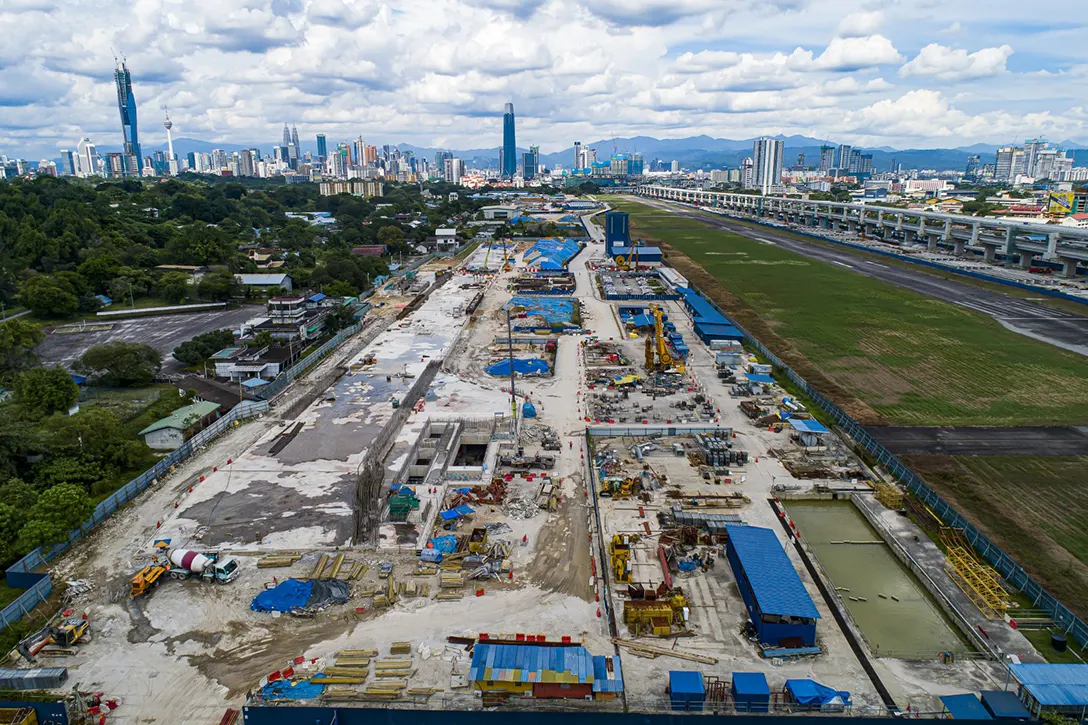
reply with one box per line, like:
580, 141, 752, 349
868, 426, 1088, 456
638, 198, 1088, 357
36, 305, 263, 375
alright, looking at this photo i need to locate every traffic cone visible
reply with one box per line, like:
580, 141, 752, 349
596, 608, 601, 618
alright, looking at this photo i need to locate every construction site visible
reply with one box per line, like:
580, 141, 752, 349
9, 210, 1082, 725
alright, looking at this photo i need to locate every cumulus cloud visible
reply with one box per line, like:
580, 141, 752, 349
814, 35, 903, 71
899, 44, 1013, 82
836, 10, 884, 38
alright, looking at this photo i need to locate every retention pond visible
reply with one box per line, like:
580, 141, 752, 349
787, 499, 971, 659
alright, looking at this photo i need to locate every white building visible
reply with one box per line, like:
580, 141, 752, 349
750, 137, 784, 194
1061, 213, 1088, 229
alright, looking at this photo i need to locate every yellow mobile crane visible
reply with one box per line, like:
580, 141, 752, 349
644, 304, 685, 374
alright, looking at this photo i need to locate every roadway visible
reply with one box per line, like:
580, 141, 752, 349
868, 426, 1088, 456
636, 198, 1088, 357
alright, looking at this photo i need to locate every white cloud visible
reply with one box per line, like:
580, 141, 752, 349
836, 10, 883, 38
899, 44, 1013, 82
938, 21, 962, 35
815, 35, 903, 71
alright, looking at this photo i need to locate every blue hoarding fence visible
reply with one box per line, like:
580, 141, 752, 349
2, 398, 270, 631
678, 283, 1088, 650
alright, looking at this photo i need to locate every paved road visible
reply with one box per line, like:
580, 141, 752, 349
637, 198, 1088, 357
868, 426, 1088, 456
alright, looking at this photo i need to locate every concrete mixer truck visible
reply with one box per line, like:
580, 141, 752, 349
131, 546, 239, 597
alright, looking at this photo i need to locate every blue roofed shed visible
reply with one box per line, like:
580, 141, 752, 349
592, 655, 624, 699
469, 643, 596, 699
941, 694, 993, 720
669, 671, 705, 712
732, 672, 771, 713
1009, 664, 1088, 717
725, 524, 820, 647
693, 321, 744, 345
980, 690, 1032, 720
789, 418, 830, 446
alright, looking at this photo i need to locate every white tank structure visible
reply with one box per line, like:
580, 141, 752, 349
169, 549, 212, 574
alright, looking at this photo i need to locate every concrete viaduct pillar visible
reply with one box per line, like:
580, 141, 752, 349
927, 232, 940, 252
1018, 252, 1034, 270
1059, 257, 1079, 279
903, 228, 916, 244
847, 220, 857, 233
982, 243, 998, 263
942, 219, 952, 241
1003, 227, 1016, 267
953, 239, 966, 255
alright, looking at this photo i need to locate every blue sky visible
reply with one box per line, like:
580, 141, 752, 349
1, 0, 1087, 160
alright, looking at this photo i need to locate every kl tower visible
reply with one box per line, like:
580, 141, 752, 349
163, 109, 178, 176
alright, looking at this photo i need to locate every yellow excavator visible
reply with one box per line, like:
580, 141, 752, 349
18, 609, 91, 661
644, 304, 685, 374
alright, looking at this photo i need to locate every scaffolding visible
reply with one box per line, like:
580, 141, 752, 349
939, 527, 1008, 621
872, 482, 903, 510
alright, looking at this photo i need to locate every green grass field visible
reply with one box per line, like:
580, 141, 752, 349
904, 455, 1088, 620
610, 198, 1088, 426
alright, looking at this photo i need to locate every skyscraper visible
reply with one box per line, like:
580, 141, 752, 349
522, 145, 539, 180
573, 141, 583, 170
353, 137, 366, 167
501, 102, 516, 178
77, 137, 99, 177
290, 125, 300, 164
965, 155, 980, 179
316, 134, 327, 161
836, 144, 853, 172
59, 149, 75, 176
750, 137, 784, 193
818, 145, 835, 173
114, 58, 141, 175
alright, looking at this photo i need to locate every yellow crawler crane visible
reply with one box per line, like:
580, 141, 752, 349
939, 527, 1008, 620
645, 304, 685, 374
615, 244, 639, 271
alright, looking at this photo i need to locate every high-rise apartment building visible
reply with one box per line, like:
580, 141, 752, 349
316, 134, 327, 161
750, 137, 784, 193
444, 157, 464, 184
818, 145, 835, 173
573, 141, 583, 170
836, 144, 853, 172
239, 149, 255, 177
501, 102, 516, 178
364, 145, 377, 165
671, 160, 679, 173
352, 137, 366, 167
965, 155, 980, 179
114, 58, 141, 175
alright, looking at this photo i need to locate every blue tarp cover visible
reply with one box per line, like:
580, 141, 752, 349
789, 418, 828, 434
941, 694, 993, 720
439, 505, 476, 521
726, 525, 821, 619
250, 578, 351, 612
523, 401, 537, 418
261, 678, 325, 700
785, 679, 851, 707
430, 535, 458, 553
745, 373, 775, 384
539, 258, 562, 270
487, 358, 550, 376
506, 296, 577, 325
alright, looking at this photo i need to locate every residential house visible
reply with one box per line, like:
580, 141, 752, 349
178, 375, 257, 414
139, 401, 221, 450
351, 245, 388, 257
249, 296, 328, 342
212, 345, 299, 382
235, 273, 293, 293
435, 228, 459, 251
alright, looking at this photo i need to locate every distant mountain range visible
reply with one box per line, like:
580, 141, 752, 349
92, 134, 1088, 173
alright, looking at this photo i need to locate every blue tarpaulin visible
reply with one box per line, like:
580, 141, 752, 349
523, 401, 537, 418
539, 258, 562, 270
430, 535, 458, 553
487, 358, 550, 376
506, 296, 577, 326
523, 238, 581, 267
251, 578, 351, 613
745, 373, 775, 384
438, 505, 476, 521
261, 678, 326, 700
785, 679, 852, 708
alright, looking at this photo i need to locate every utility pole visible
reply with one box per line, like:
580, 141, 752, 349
506, 308, 518, 440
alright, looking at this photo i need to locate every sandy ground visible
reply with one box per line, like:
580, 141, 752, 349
27, 209, 1045, 722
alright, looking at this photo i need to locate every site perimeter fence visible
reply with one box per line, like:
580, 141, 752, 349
679, 280, 1088, 649
256, 322, 362, 401
1, 398, 271, 630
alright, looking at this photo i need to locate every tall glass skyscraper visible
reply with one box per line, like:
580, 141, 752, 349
316, 134, 328, 161
502, 102, 516, 178
114, 59, 141, 175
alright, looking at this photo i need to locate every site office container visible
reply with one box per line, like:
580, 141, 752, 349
532, 683, 593, 699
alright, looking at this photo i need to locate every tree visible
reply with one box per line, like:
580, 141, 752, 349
75, 342, 162, 386
199, 270, 241, 301
0, 503, 26, 563
14, 367, 79, 416
19, 275, 78, 317
0, 479, 38, 510
32, 457, 109, 492
157, 272, 191, 304
172, 329, 236, 365
324, 280, 356, 297
17, 483, 95, 550
377, 225, 405, 246
323, 305, 355, 334
246, 330, 275, 349
77, 255, 122, 293
0, 319, 45, 383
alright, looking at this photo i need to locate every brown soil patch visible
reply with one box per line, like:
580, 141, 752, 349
657, 244, 883, 424
527, 475, 592, 600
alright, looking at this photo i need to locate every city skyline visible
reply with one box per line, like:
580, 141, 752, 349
2, 1, 1088, 160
